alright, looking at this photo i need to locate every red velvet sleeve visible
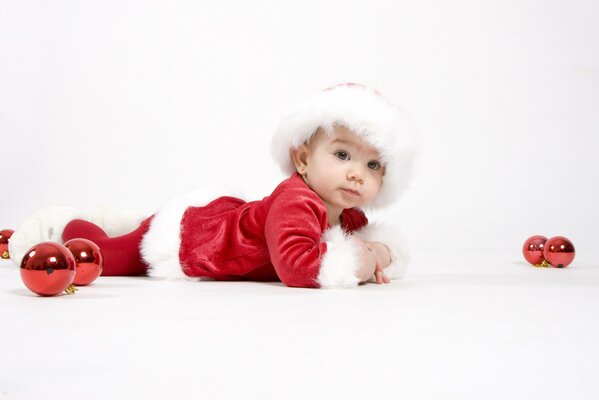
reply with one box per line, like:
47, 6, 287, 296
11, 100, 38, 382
264, 189, 329, 288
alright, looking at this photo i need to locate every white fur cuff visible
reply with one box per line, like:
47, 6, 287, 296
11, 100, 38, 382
353, 222, 410, 280
9, 207, 87, 267
317, 226, 361, 289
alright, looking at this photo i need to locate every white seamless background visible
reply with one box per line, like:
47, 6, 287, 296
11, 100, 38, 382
1, 0, 597, 259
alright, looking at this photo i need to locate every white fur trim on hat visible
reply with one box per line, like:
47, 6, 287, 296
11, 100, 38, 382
317, 225, 361, 289
271, 83, 417, 208
353, 221, 410, 280
140, 187, 234, 280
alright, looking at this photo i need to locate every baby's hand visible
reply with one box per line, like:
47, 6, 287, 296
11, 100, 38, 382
354, 238, 377, 283
365, 242, 392, 269
365, 241, 392, 284
354, 238, 391, 284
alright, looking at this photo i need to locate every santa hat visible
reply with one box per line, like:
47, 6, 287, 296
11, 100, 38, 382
271, 83, 417, 209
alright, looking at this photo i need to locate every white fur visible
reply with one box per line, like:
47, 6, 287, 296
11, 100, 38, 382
89, 206, 147, 237
8, 206, 148, 267
353, 221, 410, 280
9, 207, 87, 267
141, 187, 233, 280
317, 225, 361, 289
271, 84, 418, 209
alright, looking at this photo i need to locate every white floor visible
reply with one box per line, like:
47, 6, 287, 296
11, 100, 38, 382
1, 251, 598, 400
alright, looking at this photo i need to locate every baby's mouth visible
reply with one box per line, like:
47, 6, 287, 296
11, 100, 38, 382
341, 188, 360, 197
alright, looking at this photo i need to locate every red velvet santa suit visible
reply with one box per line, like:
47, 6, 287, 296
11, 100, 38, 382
60, 173, 408, 288
58, 172, 407, 288
178, 173, 368, 287
141, 173, 377, 288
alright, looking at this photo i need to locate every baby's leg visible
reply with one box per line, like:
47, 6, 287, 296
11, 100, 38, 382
8, 206, 147, 267
62, 217, 154, 276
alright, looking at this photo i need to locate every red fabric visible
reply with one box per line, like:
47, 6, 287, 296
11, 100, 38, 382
62, 217, 153, 276
178, 173, 368, 287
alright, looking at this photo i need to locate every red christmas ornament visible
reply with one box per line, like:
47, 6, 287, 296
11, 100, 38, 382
0, 229, 15, 259
522, 235, 548, 266
20, 242, 77, 296
64, 238, 103, 286
543, 236, 575, 268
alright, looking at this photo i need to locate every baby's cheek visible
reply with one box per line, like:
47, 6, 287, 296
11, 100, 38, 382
367, 183, 383, 202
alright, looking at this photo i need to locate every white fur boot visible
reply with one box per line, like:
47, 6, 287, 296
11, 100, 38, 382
9, 206, 147, 267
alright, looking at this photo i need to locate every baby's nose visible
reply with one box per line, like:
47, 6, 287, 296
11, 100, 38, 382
347, 166, 365, 182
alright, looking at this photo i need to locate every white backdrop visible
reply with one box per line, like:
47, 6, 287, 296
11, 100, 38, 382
1, 0, 598, 257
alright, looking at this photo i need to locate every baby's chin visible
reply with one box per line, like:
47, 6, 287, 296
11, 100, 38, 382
318, 189, 371, 211
330, 197, 365, 211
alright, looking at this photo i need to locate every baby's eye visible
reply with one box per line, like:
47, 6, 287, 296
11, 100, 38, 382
335, 151, 349, 160
368, 160, 382, 170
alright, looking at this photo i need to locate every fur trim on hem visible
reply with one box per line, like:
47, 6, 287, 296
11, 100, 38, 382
353, 221, 410, 280
141, 187, 233, 280
317, 225, 361, 289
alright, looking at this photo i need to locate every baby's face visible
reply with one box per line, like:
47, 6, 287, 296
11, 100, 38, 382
297, 125, 384, 211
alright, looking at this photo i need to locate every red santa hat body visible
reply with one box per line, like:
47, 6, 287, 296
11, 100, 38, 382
271, 83, 417, 209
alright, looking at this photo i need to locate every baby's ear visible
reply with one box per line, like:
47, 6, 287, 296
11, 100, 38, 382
290, 144, 309, 176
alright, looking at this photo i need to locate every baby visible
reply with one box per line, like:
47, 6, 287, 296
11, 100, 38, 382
9, 83, 417, 289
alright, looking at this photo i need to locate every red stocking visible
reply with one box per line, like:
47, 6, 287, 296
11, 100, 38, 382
62, 216, 154, 276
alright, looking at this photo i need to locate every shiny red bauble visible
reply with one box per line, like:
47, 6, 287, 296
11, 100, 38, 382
0, 229, 15, 259
20, 242, 76, 296
522, 235, 548, 266
64, 238, 103, 286
543, 236, 576, 268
